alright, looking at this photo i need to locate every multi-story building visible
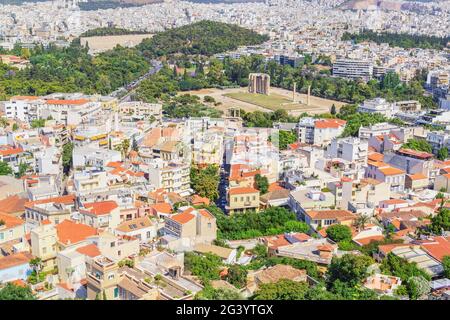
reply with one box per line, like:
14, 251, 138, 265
147, 160, 191, 197
226, 187, 260, 214
163, 207, 217, 248
332, 58, 373, 82
119, 102, 162, 121
358, 122, 399, 140
365, 160, 406, 193
192, 129, 224, 166
297, 118, 346, 146
79, 201, 121, 230
358, 98, 398, 118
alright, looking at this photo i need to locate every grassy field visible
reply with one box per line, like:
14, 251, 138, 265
224, 92, 301, 111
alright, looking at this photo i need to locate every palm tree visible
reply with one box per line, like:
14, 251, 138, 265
354, 215, 370, 232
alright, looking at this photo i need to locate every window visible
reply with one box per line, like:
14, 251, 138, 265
110, 242, 115, 248
146, 231, 152, 239
42, 247, 47, 254
208, 223, 212, 229
0, 233, 4, 240
114, 287, 119, 298
108, 273, 114, 280
118, 250, 121, 257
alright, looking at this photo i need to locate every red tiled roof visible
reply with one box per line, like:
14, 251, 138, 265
82, 201, 118, 216
76, 244, 101, 258
170, 208, 195, 224
46, 99, 89, 105
55, 220, 97, 245
229, 187, 259, 195
0, 195, 27, 214
314, 119, 346, 129
150, 203, 172, 214
420, 236, 450, 262
0, 146, 23, 156
0, 213, 24, 228
25, 195, 75, 209
0, 252, 32, 270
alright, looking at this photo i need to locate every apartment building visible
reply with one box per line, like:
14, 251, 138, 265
148, 160, 191, 197
359, 122, 399, 140
365, 160, 406, 193
24, 195, 76, 228
79, 201, 121, 230
332, 58, 373, 82
383, 148, 435, 179
192, 129, 224, 166
358, 98, 398, 118
163, 207, 217, 248
297, 118, 346, 146
118, 101, 162, 121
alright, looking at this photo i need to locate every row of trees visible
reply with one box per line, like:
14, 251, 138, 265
207, 206, 309, 240
0, 42, 149, 99
342, 29, 450, 50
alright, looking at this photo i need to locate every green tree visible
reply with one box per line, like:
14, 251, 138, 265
184, 252, 223, 284
427, 207, 450, 235
330, 104, 336, 115
226, 265, 248, 289
252, 279, 309, 300
62, 142, 74, 174
442, 255, 450, 278
326, 224, 352, 243
12, 123, 18, 131
327, 254, 373, 287
354, 215, 370, 232
0, 161, 13, 176
437, 147, 449, 161
254, 174, 269, 194
29, 257, 43, 280
0, 283, 35, 300
190, 165, 220, 201
407, 276, 430, 300
195, 286, 242, 300
401, 138, 432, 154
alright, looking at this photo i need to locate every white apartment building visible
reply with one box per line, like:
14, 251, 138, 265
147, 159, 192, 197
297, 117, 346, 146
35, 146, 62, 175
72, 147, 122, 170
358, 122, 399, 140
358, 98, 398, 118
332, 58, 373, 82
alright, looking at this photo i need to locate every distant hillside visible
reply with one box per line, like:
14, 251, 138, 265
138, 20, 269, 57
1, 0, 49, 5
78, 0, 162, 11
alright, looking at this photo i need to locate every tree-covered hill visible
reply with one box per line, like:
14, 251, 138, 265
138, 20, 269, 57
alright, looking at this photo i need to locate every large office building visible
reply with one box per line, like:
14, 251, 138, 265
332, 59, 374, 82
248, 73, 270, 95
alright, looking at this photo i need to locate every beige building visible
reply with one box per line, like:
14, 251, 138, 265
86, 256, 120, 300
79, 201, 121, 230
24, 195, 76, 228
163, 207, 217, 249
226, 187, 260, 214
30, 222, 58, 271
434, 173, 450, 192
0, 213, 26, 251
148, 161, 191, 197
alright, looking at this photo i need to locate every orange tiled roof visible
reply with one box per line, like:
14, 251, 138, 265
0, 212, 24, 228
191, 194, 210, 206
55, 220, 97, 245
82, 201, 118, 216
420, 236, 450, 262
407, 173, 428, 181
379, 166, 405, 176
0, 145, 23, 156
25, 195, 75, 209
150, 203, 172, 214
170, 208, 195, 224
0, 195, 27, 214
46, 99, 89, 105
306, 210, 355, 221
229, 187, 259, 195
314, 119, 346, 129
76, 244, 101, 258
0, 252, 32, 270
